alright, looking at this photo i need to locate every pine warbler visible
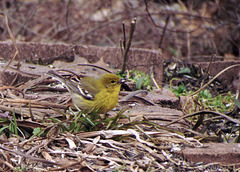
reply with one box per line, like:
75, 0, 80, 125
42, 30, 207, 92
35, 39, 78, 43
48, 70, 122, 114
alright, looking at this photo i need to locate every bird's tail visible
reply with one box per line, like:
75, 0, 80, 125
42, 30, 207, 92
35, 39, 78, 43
47, 70, 80, 94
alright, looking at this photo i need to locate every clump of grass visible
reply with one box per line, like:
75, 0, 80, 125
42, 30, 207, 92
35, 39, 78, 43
0, 110, 23, 137
198, 90, 235, 113
32, 107, 129, 137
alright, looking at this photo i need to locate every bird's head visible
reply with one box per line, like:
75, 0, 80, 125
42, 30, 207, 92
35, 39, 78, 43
100, 73, 123, 91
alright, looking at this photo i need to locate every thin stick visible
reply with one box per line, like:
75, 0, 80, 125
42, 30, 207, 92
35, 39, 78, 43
150, 66, 160, 89
165, 110, 240, 127
0, 98, 69, 109
122, 22, 126, 49
190, 64, 240, 96
121, 18, 136, 74
0, 145, 61, 166
77, 64, 112, 73
65, 0, 71, 34
0, 12, 20, 73
143, 0, 201, 34
158, 15, 170, 49
187, 30, 191, 60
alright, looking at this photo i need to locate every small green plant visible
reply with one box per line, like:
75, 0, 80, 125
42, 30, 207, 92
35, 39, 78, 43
198, 91, 235, 113
0, 118, 10, 135
168, 47, 179, 56
32, 127, 45, 137
14, 166, 27, 172
0, 111, 23, 137
199, 89, 212, 99
177, 67, 191, 74
117, 70, 152, 90
171, 83, 188, 97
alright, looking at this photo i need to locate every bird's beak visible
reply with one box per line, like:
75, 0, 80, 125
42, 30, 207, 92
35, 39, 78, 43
118, 79, 125, 84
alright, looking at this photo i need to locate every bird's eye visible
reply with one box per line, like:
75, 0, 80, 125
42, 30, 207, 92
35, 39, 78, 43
111, 80, 116, 83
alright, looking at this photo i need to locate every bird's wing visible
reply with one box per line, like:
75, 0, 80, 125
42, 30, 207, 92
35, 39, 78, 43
78, 76, 102, 99
48, 70, 102, 100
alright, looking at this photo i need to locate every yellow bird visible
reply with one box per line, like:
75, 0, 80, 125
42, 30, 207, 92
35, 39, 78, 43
48, 70, 122, 114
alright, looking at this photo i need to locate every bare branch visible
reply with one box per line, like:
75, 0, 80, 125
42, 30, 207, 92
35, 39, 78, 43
121, 18, 136, 74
